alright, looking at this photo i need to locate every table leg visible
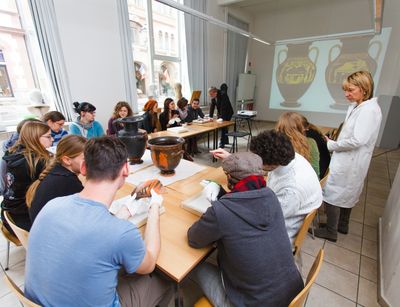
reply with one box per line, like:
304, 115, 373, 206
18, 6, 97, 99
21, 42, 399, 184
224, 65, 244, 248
174, 283, 184, 307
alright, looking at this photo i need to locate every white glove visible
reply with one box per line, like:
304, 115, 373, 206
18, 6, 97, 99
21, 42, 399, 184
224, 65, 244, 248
175, 118, 181, 123
125, 193, 140, 216
203, 181, 220, 202
168, 119, 175, 125
150, 189, 163, 207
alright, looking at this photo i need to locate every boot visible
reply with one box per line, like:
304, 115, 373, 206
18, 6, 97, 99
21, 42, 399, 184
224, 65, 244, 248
338, 208, 352, 234
314, 203, 339, 242
314, 228, 337, 242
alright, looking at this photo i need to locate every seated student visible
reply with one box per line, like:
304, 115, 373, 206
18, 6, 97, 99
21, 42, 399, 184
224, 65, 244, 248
167, 110, 182, 128
107, 101, 133, 136
177, 97, 190, 123
70, 101, 105, 138
188, 152, 303, 306
301, 115, 331, 179
159, 98, 176, 131
187, 98, 204, 121
140, 99, 160, 133
276, 112, 320, 177
25, 137, 173, 306
42, 111, 68, 146
212, 130, 322, 244
26, 135, 86, 224
1, 121, 52, 233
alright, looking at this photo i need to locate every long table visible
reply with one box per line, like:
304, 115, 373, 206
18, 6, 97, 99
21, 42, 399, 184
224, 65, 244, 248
115, 165, 227, 306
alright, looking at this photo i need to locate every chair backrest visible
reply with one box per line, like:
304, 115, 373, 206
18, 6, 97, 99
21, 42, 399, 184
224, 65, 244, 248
293, 209, 317, 257
289, 249, 324, 307
4, 212, 29, 249
319, 169, 329, 188
3, 272, 41, 307
0, 221, 21, 246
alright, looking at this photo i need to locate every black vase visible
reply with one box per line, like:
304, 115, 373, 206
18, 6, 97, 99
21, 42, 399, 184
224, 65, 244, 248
116, 116, 148, 164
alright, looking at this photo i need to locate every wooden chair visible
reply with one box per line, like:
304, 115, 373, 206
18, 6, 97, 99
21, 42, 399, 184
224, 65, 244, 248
3, 271, 41, 307
194, 296, 213, 307
4, 212, 29, 250
289, 249, 324, 307
311, 169, 330, 237
0, 220, 21, 270
293, 209, 317, 257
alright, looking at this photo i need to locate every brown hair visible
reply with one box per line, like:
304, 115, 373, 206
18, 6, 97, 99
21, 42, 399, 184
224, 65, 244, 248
26, 135, 87, 207
112, 101, 133, 118
143, 99, 158, 112
342, 71, 374, 101
16, 118, 41, 134
300, 115, 324, 138
84, 137, 128, 181
276, 112, 310, 161
10, 121, 51, 178
42, 111, 66, 123
177, 98, 188, 110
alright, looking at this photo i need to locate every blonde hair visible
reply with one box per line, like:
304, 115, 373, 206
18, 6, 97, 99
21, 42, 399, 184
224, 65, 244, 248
276, 112, 310, 161
10, 121, 51, 179
26, 135, 86, 207
342, 71, 374, 101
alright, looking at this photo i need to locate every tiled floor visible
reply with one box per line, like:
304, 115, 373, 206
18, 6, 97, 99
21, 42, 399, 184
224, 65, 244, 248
0, 121, 398, 306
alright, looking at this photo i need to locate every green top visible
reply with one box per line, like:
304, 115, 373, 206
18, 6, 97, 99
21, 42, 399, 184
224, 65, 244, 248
307, 137, 320, 177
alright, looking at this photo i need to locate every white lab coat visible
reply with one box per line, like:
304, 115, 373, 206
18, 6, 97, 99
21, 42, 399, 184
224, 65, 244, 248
323, 97, 382, 208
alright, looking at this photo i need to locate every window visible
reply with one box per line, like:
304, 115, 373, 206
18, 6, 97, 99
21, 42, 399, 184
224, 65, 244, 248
127, 0, 189, 110
0, 51, 14, 97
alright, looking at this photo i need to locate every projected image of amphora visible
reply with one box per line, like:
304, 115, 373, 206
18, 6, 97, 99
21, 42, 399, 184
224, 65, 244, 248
276, 43, 318, 107
326, 37, 381, 109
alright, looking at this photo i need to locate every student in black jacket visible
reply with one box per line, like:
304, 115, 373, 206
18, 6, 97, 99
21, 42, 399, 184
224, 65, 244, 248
209, 84, 234, 148
159, 98, 176, 131
140, 99, 160, 133
26, 135, 86, 224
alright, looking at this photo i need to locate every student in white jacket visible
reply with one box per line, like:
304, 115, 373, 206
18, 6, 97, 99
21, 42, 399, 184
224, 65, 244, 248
315, 71, 382, 242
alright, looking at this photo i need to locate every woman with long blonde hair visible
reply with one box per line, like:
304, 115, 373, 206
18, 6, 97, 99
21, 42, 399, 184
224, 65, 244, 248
1, 121, 52, 233
26, 135, 86, 224
276, 112, 320, 177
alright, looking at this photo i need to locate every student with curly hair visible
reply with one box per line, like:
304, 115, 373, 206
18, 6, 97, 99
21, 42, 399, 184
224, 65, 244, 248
107, 101, 133, 136
26, 135, 86, 224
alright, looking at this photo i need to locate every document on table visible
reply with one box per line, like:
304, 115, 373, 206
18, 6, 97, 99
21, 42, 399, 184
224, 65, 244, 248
126, 158, 206, 186
129, 150, 153, 173
181, 191, 211, 217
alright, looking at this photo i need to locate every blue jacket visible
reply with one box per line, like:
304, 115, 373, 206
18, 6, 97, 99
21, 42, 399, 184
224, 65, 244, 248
69, 120, 104, 139
188, 187, 303, 307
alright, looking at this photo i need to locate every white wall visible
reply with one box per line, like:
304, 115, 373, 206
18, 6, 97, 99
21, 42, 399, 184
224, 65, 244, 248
249, 0, 400, 127
53, 0, 128, 128
380, 163, 400, 306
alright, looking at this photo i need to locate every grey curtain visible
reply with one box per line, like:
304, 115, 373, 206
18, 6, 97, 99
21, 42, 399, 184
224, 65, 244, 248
184, 0, 207, 104
226, 15, 249, 112
28, 0, 74, 120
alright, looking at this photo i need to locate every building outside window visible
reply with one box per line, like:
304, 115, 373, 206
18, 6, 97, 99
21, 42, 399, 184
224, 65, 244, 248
127, 0, 189, 111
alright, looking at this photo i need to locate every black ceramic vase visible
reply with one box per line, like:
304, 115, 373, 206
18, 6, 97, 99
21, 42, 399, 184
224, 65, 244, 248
116, 116, 148, 164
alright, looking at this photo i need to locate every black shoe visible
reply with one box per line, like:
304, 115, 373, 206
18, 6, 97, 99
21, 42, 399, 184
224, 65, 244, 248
314, 228, 337, 242
319, 222, 348, 235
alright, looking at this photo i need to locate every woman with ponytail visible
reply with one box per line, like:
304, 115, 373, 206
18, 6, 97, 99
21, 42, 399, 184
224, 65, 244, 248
69, 101, 104, 138
26, 135, 86, 224
1, 121, 52, 232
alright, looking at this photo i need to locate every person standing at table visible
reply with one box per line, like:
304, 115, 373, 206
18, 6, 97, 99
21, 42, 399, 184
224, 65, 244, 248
209, 84, 234, 148
314, 71, 382, 241
107, 101, 133, 136
42, 111, 68, 146
188, 152, 303, 307
25, 137, 173, 307
70, 102, 105, 138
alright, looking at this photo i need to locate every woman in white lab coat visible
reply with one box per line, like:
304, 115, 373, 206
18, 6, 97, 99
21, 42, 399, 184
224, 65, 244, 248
314, 71, 382, 242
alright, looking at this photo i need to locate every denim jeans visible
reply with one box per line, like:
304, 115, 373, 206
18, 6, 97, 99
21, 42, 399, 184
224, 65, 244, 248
190, 262, 233, 307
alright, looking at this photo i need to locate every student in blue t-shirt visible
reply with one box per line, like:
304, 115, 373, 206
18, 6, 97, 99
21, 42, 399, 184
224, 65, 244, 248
69, 101, 105, 138
25, 137, 173, 307
42, 111, 68, 146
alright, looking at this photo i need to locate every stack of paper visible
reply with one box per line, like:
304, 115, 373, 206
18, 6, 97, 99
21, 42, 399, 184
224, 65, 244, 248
181, 191, 211, 217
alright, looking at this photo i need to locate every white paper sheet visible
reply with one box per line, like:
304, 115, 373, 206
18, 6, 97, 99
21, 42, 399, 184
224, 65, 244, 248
126, 158, 206, 186
128, 150, 153, 173
110, 195, 165, 227
181, 191, 211, 217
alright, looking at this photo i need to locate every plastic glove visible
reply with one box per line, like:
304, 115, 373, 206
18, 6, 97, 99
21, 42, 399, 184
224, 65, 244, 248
175, 118, 181, 123
168, 119, 175, 125
203, 181, 221, 202
150, 189, 163, 207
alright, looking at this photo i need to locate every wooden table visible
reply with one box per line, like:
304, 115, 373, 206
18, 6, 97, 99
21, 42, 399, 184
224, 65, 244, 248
115, 165, 227, 283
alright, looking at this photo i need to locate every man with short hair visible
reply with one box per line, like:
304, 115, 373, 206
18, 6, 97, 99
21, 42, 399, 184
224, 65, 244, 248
25, 137, 173, 306
188, 152, 303, 307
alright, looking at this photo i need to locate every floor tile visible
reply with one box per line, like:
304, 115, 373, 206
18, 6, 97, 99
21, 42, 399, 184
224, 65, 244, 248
357, 278, 380, 307
348, 221, 363, 237
0, 247, 26, 271
360, 255, 377, 283
299, 251, 315, 279
336, 233, 362, 253
365, 193, 387, 208
301, 235, 325, 257
361, 238, 377, 260
316, 260, 358, 301
0, 261, 25, 298
305, 283, 356, 307
363, 224, 377, 242
350, 206, 364, 224
324, 242, 360, 274
364, 205, 384, 227
0, 291, 22, 307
